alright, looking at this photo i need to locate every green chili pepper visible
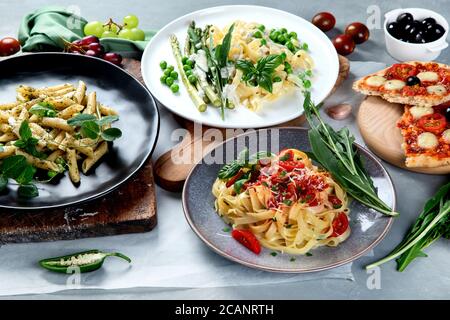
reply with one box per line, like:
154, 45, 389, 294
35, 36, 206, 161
39, 249, 131, 273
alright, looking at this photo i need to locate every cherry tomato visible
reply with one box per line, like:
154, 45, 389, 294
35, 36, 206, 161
278, 149, 294, 161
279, 160, 305, 172
385, 63, 418, 81
417, 113, 447, 134
328, 195, 342, 209
330, 212, 349, 238
0, 37, 21, 57
332, 34, 355, 56
231, 229, 261, 254
312, 12, 336, 32
345, 22, 370, 44
225, 169, 245, 188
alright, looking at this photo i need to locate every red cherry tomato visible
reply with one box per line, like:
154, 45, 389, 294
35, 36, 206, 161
417, 113, 447, 135
345, 22, 370, 44
312, 12, 336, 32
279, 160, 305, 172
225, 169, 245, 188
385, 63, 418, 81
328, 195, 342, 209
332, 34, 355, 56
330, 212, 349, 238
0, 37, 21, 57
231, 229, 261, 254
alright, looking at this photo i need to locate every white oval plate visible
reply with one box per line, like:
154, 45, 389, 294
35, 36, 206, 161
142, 5, 339, 128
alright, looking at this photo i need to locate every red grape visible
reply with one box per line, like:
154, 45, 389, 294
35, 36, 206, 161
88, 42, 104, 55
72, 39, 83, 46
312, 12, 336, 32
85, 49, 98, 57
103, 52, 122, 66
0, 37, 21, 57
332, 34, 355, 56
80, 35, 99, 46
345, 22, 370, 44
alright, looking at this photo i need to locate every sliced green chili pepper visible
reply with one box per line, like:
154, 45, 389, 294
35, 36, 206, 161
39, 249, 131, 273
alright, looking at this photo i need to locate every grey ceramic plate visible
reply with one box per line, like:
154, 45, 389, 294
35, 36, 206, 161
183, 128, 396, 273
0, 53, 159, 209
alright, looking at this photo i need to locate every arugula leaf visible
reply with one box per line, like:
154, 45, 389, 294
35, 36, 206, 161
81, 121, 100, 139
67, 114, 97, 126
18, 184, 39, 198
101, 128, 122, 141
0, 175, 7, 192
29, 103, 57, 117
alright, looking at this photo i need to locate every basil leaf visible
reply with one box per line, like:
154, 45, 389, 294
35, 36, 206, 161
233, 178, 248, 194
217, 161, 241, 179
257, 72, 274, 93
101, 128, 122, 141
29, 103, 57, 117
18, 120, 32, 141
18, 184, 39, 198
81, 121, 100, 139
0, 175, 7, 192
257, 54, 284, 73
1, 155, 28, 179
96, 115, 119, 127
217, 23, 234, 68
67, 114, 97, 126
15, 165, 36, 185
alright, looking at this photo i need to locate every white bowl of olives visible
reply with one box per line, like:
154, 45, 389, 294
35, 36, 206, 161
384, 8, 448, 61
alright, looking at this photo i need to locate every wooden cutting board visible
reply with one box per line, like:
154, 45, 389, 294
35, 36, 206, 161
154, 55, 351, 192
0, 58, 157, 244
357, 96, 450, 175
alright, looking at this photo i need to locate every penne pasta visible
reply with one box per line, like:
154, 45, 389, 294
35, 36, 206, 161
83, 92, 97, 115
74, 81, 87, 105
99, 104, 119, 116
0, 132, 17, 142
15, 150, 60, 171
66, 148, 80, 183
41, 117, 74, 132
46, 149, 64, 162
82, 141, 108, 173
58, 104, 84, 119
0, 146, 17, 159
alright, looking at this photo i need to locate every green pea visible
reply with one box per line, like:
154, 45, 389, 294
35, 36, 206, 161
160, 75, 167, 84
288, 31, 298, 39
167, 65, 174, 72
185, 69, 193, 77
47, 171, 58, 178
260, 38, 267, 46
280, 28, 288, 34
258, 25, 265, 31
163, 69, 171, 76
170, 83, 180, 93
273, 76, 282, 82
287, 41, 296, 52
277, 34, 286, 44
165, 77, 174, 86
284, 62, 293, 74
170, 71, 179, 79
303, 79, 311, 89
253, 30, 263, 38
183, 64, 192, 71
305, 69, 313, 77
302, 43, 309, 51
159, 61, 167, 70
270, 31, 280, 41
186, 59, 195, 67
188, 74, 197, 84
182, 56, 189, 64
280, 52, 287, 61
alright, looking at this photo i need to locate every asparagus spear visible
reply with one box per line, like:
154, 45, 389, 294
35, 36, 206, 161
170, 34, 207, 112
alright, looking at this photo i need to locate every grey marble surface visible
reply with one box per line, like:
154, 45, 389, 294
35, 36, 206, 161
0, 0, 449, 300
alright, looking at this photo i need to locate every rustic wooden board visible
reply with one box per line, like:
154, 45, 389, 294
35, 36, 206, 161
357, 95, 450, 175
0, 57, 157, 243
154, 55, 351, 192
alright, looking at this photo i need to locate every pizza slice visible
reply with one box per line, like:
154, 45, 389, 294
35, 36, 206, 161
353, 61, 450, 107
397, 103, 450, 168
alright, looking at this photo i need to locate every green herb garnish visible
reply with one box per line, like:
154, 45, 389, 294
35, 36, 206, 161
270, 252, 278, 257
306, 252, 313, 257
0, 154, 38, 198
67, 114, 122, 141
13, 121, 46, 159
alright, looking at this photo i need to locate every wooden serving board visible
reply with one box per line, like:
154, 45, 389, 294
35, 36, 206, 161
357, 96, 450, 175
0, 58, 157, 244
155, 55, 351, 192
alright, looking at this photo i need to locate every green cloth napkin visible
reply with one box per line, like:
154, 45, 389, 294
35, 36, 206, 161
18, 6, 156, 53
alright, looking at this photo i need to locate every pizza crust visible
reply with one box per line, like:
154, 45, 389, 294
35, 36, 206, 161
353, 61, 450, 107
405, 154, 450, 168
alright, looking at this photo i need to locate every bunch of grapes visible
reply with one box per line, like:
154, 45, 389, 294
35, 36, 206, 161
84, 15, 145, 41
64, 35, 123, 66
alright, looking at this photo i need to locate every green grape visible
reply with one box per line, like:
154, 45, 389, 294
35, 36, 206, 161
170, 71, 178, 79
165, 77, 174, 86
118, 28, 133, 39
101, 30, 118, 38
123, 15, 139, 29
170, 84, 179, 93
130, 28, 145, 41
104, 24, 119, 33
84, 21, 104, 37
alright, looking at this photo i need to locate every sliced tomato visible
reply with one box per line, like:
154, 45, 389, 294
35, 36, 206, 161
231, 229, 261, 254
385, 63, 418, 81
278, 149, 294, 161
225, 169, 245, 188
330, 212, 349, 238
279, 160, 305, 171
328, 195, 342, 209
417, 113, 447, 135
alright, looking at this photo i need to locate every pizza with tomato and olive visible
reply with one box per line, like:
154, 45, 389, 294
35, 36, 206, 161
353, 62, 450, 107
397, 103, 450, 167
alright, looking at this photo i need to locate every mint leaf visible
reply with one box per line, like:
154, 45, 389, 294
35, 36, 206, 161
101, 128, 122, 141
18, 120, 32, 141
81, 121, 100, 139
1, 155, 28, 179
18, 184, 39, 198
15, 165, 36, 185
29, 103, 57, 117
96, 115, 119, 127
67, 114, 97, 126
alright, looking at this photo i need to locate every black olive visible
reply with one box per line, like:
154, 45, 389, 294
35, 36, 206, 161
428, 24, 446, 41
387, 21, 402, 39
397, 12, 414, 26
421, 17, 436, 26
406, 76, 421, 86
407, 21, 423, 40
413, 32, 427, 43
446, 107, 450, 122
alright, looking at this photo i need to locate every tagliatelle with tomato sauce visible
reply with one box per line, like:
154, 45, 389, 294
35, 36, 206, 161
212, 148, 350, 255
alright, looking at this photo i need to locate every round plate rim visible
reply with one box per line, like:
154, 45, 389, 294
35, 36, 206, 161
0, 52, 160, 210
141, 4, 339, 129
182, 127, 396, 273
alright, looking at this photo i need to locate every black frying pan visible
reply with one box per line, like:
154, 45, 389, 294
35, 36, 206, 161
0, 53, 159, 209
